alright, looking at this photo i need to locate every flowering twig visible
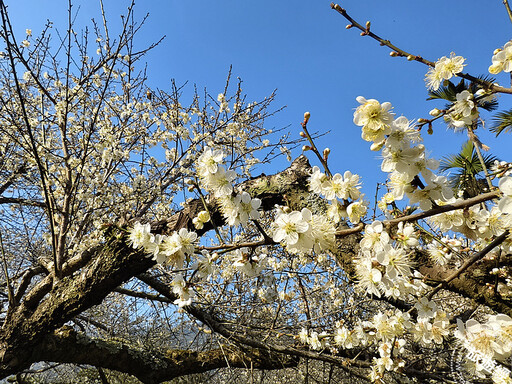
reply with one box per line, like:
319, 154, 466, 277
330, 3, 434, 66
427, 229, 510, 299
330, 3, 512, 95
383, 190, 500, 228
301, 112, 333, 177
197, 238, 273, 253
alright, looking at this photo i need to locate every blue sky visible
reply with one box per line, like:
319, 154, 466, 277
6, 0, 512, 201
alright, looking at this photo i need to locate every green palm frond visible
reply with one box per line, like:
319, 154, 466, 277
440, 140, 499, 197
427, 76, 498, 112
427, 80, 464, 103
491, 108, 512, 136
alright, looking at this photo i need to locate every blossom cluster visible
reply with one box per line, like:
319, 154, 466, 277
196, 147, 262, 226
425, 52, 465, 90
355, 98, 453, 211
308, 166, 367, 224
272, 207, 336, 254
489, 41, 512, 75
127, 222, 201, 306
455, 315, 512, 380
299, 306, 450, 381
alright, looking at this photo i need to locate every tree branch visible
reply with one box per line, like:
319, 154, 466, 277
33, 326, 298, 384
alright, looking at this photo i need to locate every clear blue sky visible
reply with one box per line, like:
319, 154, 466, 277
6, 0, 512, 201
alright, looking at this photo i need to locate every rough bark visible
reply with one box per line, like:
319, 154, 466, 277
32, 327, 297, 384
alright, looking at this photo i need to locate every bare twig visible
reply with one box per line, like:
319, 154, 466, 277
503, 0, 512, 25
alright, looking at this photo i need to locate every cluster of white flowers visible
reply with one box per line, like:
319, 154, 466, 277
127, 223, 198, 267
197, 147, 236, 198
489, 41, 512, 74
308, 166, 367, 224
231, 247, 267, 277
171, 274, 194, 307
491, 160, 512, 178
425, 52, 465, 90
299, 308, 448, 380
444, 90, 480, 128
354, 98, 453, 211
272, 207, 336, 254
455, 314, 512, 379
354, 220, 423, 299
196, 147, 262, 226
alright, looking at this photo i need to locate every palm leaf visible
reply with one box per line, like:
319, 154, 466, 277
440, 140, 499, 197
491, 108, 512, 136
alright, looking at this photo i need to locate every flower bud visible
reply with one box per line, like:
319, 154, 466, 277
345, 24, 353, 29
365, 21, 371, 30
407, 55, 415, 61
429, 108, 441, 117
304, 111, 311, 123
323, 148, 330, 160
302, 145, 311, 151
389, 51, 399, 57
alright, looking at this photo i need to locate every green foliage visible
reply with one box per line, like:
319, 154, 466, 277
491, 108, 512, 136
440, 140, 498, 197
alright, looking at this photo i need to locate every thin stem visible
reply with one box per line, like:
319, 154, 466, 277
383, 190, 500, 228
467, 126, 493, 191
301, 115, 332, 177
504, 0, 512, 25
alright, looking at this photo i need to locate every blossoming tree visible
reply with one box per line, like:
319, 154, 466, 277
1, 1, 512, 383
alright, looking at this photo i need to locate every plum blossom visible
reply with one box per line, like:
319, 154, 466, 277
193, 210, 210, 229
347, 199, 368, 224
161, 228, 197, 268
127, 221, 151, 249
171, 274, 194, 307
273, 209, 310, 247
489, 41, 512, 74
385, 116, 421, 150
498, 177, 512, 214
308, 166, 327, 194
232, 248, 266, 277
197, 146, 224, 176
322, 171, 361, 200
355, 255, 383, 297
353, 96, 394, 147
360, 221, 390, 253
425, 52, 465, 90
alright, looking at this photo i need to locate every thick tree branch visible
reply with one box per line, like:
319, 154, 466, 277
32, 326, 298, 384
